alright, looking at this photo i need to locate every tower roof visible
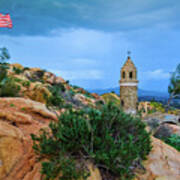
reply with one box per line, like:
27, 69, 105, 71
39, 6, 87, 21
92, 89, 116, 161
122, 56, 136, 70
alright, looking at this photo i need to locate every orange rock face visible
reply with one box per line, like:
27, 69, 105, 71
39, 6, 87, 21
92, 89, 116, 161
0, 98, 102, 180
0, 98, 57, 180
136, 137, 180, 180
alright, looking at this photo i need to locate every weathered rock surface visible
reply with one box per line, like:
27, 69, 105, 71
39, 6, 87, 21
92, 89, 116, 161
73, 93, 96, 107
0, 98, 102, 180
144, 113, 180, 125
135, 137, 180, 180
164, 124, 180, 136
0, 98, 58, 180
4, 63, 103, 107
154, 123, 180, 139
138, 101, 153, 117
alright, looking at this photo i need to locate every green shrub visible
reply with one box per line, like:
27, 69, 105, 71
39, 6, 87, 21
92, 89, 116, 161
0, 77, 20, 97
22, 80, 31, 87
68, 89, 75, 96
163, 134, 180, 151
31, 103, 151, 180
13, 66, 23, 74
149, 102, 165, 113
34, 70, 46, 79
14, 78, 22, 82
45, 84, 65, 107
0, 63, 20, 97
23, 67, 30, 71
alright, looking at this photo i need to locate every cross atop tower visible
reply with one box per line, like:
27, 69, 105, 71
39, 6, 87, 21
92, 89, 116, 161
127, 51, 131, 56
127, 51, 131, 58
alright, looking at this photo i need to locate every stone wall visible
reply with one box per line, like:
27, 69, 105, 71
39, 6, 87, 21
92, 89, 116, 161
120, 86, 138, 113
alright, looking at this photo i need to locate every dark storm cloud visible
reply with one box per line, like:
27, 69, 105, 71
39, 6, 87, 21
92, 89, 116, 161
0, 0, 179, 36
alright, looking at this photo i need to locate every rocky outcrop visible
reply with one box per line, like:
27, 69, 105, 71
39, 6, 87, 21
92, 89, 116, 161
154, 123, 180, 139
136, 137, 180, 180
0, 98, 58, 180
73, 93, 97, 107
144, 112, 180, 131
0, 98, 102, 180
138, 102, 153, 117
4, 63, 102, 107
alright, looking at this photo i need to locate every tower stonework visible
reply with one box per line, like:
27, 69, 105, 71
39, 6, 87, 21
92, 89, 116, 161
119, 56, 138, 114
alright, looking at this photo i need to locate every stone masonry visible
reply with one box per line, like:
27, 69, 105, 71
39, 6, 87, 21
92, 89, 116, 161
119, 56, 138, 114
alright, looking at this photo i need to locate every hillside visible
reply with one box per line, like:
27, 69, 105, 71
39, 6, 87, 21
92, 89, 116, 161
0, 63, 104, 108
0, 62, 180, 180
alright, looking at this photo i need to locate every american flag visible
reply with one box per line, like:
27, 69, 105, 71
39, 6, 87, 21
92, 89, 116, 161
0, 13, 12, 28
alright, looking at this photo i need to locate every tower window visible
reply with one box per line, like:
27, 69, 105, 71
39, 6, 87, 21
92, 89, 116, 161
122, 71, 125, 79
129, 71, 133, 79
121, 100, 124, 107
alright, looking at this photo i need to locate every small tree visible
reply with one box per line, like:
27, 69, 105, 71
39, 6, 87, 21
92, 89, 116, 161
167, 64, 180, 108
0, 47, 10, 62
0, 47, 10, 82
0, 47, 20, 97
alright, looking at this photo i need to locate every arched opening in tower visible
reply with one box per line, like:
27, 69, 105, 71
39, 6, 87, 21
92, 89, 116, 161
129, 71, 133, 79
121, 100, 124, 107
122, 71, 125, 79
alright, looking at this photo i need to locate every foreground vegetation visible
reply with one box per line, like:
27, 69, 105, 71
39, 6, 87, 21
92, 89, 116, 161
31, 103, 151, 180
162, 134, 180, 152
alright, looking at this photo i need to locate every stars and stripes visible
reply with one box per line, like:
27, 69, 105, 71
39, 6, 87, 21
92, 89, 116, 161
0, 13, 12, 28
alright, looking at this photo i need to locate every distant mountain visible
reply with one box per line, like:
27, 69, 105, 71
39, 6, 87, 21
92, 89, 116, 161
88, 87, 169, 98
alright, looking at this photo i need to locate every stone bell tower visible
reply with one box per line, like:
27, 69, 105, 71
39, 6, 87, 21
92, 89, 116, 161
119, 55, 138, 114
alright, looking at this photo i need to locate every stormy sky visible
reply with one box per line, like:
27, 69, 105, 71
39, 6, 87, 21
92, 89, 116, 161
0, 0, 179, 92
